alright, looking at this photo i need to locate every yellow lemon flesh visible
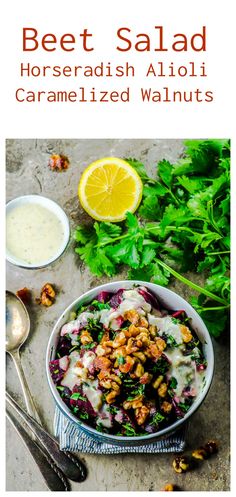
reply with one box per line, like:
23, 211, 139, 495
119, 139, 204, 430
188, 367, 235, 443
78, 158, 143, 222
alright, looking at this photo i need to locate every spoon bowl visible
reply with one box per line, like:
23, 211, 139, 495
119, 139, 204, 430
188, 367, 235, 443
6, 291, 30, 352
5, 290, 40, 421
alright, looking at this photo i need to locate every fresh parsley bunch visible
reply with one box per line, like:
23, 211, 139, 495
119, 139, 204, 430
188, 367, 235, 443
74, 140, 230, 337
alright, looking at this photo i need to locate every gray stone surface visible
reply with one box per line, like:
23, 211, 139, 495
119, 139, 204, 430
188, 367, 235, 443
6, 139, 230, 491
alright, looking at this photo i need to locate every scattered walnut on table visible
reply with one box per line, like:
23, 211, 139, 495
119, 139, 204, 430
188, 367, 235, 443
204, 440, 218, 456
36, 283, 56, 307
173, 456, 190, 474
48, 154, 69, 172
192, 447, 209, 460
162, 483, 177, 491
16, 287, 31, 305
192, 440, 218, 460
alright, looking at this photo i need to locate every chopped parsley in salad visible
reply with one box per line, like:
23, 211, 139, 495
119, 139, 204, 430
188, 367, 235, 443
49, 286, 207, 436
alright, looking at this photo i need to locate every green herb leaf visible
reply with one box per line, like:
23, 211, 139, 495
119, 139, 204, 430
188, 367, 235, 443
70, 392, 87, 401
125, 158, 149, 181
78, 411, 89, 420
169, 377, 178, 389
158, 159, 174, 187
91, 300, 111, 311
81, 342, 96, 350
178, 402, 191, 413
151, 412, 165, 425
166, 335, 178, 348
122, 423, 137, 436
117, 356, 126, 365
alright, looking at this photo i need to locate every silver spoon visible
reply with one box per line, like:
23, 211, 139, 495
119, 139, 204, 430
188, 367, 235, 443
6, 290, 87, 483
6, 408, 70, 491
6, 290, 40, 422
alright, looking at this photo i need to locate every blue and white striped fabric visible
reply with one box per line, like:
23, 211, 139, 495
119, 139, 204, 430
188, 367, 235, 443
54, 407, 187, 454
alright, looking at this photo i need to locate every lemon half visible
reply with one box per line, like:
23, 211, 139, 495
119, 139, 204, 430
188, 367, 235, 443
78, 157, 143, 222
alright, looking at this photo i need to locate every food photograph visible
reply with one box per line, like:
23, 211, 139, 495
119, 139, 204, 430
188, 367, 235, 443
6, 138, 230, 491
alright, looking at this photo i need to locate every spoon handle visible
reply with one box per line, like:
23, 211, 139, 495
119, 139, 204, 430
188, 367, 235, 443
6, 409, 70, 491
9, 349, 41, 424
6, 392, 87, 483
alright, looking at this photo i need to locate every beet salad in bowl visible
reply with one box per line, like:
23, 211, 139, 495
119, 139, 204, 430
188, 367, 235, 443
46, 281, 214, 445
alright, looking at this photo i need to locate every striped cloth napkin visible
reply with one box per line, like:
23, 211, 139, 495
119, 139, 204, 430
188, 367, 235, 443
54, 407, 187, 454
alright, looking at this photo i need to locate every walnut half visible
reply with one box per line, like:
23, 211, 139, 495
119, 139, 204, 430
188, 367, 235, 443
36, 283, 56, 307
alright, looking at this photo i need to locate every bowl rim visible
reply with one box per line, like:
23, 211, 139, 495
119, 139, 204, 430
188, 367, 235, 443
6, 194, 70, 269
46, 280, 214, 442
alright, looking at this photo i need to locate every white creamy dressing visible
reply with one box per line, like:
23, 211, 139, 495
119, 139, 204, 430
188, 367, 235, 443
61, 351, 82, 390
148, 314, 204, 399
61, 311, 97, 336
98, 404, 112, 428
122, 289, 151, 313
164, 348, 195, 398
61, 351, 103, 413
83, 351, 96, 369
60, 350, 104, 417
99, 289, 151, 329
6, 203, 65, 265
83, 380, 103, 411
61, 289, 150, 336
148, 315, 183, 344
59, 356, 69, 371
61, 350, 96, 390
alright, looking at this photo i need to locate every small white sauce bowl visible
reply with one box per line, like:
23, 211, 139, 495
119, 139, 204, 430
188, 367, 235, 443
6, 195, 70, 269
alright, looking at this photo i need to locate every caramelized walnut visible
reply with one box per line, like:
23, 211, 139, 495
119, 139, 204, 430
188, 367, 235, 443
94, 356, 112, 371
48, 154, 69, 172
173, 456, 190, 473
16, 287, 31, 305
135, 405, 150, 425
180, 324, 193, 343
37, 283, 56, 307
161, 401, 173, 414
80, 330, 93, 345
158, 383, 168, 397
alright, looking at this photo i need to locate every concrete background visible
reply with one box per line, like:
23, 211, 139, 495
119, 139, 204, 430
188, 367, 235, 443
6, 139, 230, 491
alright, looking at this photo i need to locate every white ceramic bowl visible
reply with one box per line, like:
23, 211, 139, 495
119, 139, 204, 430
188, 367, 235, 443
6, 195, 70, 269
46, 281, 214, 446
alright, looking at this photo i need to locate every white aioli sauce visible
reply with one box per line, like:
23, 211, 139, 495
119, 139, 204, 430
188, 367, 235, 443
148, 315, 183, 344
83, 380, 103, 411
6, 203, 65, 265
165, 348, 197, 398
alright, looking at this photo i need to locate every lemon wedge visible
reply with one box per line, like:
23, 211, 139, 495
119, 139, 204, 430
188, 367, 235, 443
78, 157, 143, 222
